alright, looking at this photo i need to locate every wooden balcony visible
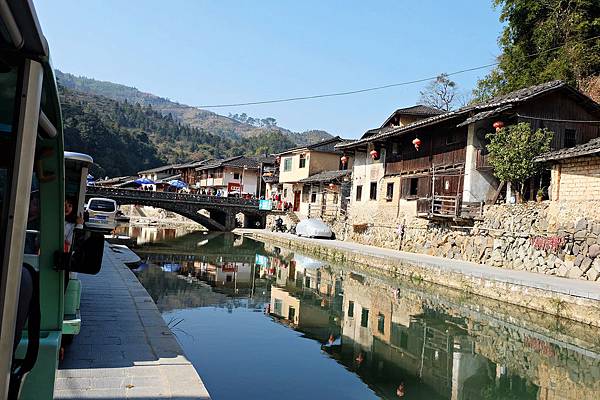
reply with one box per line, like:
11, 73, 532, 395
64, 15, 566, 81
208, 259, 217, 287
416, 195, 483, 219
307, 203, 343, 221
386, 148, 466, 175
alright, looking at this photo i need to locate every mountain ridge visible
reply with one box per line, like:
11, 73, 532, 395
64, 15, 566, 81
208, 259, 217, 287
55, 70, 333, 145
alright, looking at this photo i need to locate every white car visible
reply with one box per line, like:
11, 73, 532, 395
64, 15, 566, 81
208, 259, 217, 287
295, 218, 333, 239
85, 197, 118, 231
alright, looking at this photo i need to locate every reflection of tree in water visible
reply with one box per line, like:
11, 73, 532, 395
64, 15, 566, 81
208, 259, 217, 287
136, 231, 265, 258
137, 265, 228, 312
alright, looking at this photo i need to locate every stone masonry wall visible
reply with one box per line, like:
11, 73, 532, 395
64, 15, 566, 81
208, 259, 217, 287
345, 201, 600, 281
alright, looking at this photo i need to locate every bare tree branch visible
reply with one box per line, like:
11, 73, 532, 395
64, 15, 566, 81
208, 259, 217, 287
418, 73, 463, 111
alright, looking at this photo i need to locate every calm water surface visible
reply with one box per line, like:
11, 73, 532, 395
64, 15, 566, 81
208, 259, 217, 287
127, 227, 600, 400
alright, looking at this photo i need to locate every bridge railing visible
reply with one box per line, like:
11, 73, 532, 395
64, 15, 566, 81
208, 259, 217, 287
86, 186, 260, 208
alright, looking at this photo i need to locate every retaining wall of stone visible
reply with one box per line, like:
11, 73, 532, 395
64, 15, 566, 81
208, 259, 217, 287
346, 201, 600, 281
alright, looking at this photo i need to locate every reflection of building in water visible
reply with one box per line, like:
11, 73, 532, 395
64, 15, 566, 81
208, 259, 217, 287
269, 286, 340, 344
333, 272, 600, 400
114, 225, 185, 244
268, 254, 343, 341
198, 261, 253, 288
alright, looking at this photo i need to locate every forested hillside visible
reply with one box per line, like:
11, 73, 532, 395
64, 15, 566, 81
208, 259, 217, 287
56, 70, 333, 145
60, 86, 296, 177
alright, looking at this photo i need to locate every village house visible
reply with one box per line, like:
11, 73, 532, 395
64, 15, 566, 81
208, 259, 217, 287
336, 105, 443, 229
338, 81, 600, 233
275, 136, 353, 217
261, 163, 279, 201
178, 160, 209, 189
138, 164, 183, 184
193, 155, 274, 197
536, 137, 600, 202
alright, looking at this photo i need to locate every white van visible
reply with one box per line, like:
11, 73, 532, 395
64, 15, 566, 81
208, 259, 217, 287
85, 198, 118, 231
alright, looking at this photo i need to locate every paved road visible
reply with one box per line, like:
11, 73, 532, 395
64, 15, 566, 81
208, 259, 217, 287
239, 229, 600, 301
54, 244, 210, 399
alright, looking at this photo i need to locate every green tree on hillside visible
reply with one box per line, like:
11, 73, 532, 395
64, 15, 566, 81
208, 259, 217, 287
474, 0, 600, 102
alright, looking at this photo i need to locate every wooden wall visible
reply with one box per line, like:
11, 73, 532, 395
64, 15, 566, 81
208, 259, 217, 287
516, 91, 600, 150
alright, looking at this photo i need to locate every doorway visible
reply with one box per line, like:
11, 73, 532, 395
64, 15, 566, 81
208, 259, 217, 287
293, 191, 301, 211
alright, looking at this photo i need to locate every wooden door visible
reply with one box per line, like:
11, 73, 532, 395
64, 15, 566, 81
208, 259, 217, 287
293, 191, 301, 211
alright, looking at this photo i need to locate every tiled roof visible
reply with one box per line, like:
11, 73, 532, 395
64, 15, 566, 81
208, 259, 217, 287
395, 105, 445, 116
339, 80, 600, 150
379, 105, 445, 129
297, 169, 350, 184
156, 174, 182, 183
137, 164, 179, 174
275, 136, 348, 155
178, 160, 210, 169
195, 156, 273, 171
456, 105, 513, 127
535, 138, 600, 162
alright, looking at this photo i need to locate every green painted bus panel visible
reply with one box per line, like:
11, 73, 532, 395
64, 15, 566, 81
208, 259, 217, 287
17, 63, 67, 399
63, 278, 81, 316
63, 278, 82, 335
16, 331, 61, 400
62, 312, 81, 335
38, 138, 65, 332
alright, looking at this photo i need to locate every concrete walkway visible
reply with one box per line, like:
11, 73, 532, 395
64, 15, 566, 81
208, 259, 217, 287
54, 244, 210, 399
238, 229, 600, 301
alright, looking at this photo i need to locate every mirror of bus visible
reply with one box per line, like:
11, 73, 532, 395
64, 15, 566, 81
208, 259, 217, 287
63, 152, 102, 274
67, 228, 104, 274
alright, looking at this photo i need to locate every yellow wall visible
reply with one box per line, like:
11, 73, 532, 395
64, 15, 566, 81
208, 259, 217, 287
279, 153, 311, 183
279, 151, 347, 183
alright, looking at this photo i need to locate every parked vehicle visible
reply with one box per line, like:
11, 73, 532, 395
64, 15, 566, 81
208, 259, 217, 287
0, 4, 105, 398
272, 217, 287, 232
295, 219, 333, 239
85, 198, 118, 231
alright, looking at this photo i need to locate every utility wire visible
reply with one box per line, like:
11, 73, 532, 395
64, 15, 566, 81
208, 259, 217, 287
197, 34, 600, 108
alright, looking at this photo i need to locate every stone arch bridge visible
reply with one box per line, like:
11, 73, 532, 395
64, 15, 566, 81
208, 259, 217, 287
85, 186, 268, 231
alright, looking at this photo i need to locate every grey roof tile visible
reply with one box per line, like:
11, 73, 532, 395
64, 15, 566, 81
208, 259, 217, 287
535, 137, 600, 162
297, 169, 350, 183
340, 80, 599, 150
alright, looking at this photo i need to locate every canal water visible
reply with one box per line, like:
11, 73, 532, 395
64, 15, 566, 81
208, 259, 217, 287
126, 227, 600, 400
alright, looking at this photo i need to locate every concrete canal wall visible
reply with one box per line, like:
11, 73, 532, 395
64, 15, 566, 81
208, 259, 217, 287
238, 229, 600, 328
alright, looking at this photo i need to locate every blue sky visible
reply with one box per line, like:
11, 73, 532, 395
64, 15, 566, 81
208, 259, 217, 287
35, 0, 502, 138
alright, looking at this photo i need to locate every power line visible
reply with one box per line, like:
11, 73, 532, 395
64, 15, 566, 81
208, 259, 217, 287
197, 34, 600, 108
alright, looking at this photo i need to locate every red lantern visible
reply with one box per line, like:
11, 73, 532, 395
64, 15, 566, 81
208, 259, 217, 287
412, 137, 422, 151
340, 155, 348, 165
493, 121, 504, 131
370, 149, 379, 159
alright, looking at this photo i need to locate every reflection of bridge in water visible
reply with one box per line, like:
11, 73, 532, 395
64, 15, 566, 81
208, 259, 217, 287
133, 232, 263, 264
86, 186, 269, 231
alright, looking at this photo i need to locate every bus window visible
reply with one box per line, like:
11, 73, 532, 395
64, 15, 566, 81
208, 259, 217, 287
0, 65, 18, 134
24, 174, 41, 256
0, 64, 20, 262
